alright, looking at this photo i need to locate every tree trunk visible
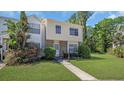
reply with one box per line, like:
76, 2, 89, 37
83, 21, 87, 43
22, 32, 26, 48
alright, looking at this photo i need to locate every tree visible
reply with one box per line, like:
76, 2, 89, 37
113, 24, 124, 47
5, 11, 30, 50
85, 26, 96, 52
78, 43, 91, 58
5, 19, 19, 49
113, 16, 124, 24
92, 16, 124, 53
68, 13, 78, 24
68, 11, 94, 41
94, 18, 115, 52
20, 11, 29, 48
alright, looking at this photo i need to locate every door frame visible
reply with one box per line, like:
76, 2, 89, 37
53, 43, 60, 57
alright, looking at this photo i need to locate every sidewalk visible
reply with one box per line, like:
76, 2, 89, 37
61, 60, 97, 81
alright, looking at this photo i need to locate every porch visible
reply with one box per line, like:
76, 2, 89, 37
45, 40, 79, 57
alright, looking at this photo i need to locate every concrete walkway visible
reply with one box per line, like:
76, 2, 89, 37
61, 60, 97, 81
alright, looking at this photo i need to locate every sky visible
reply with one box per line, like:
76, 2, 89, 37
0, 11, 124, 26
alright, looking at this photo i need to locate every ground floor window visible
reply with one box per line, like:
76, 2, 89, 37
69, 44, 78, 53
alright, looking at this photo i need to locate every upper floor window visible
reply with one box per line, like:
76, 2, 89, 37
56, 25, 61, 34
29, 23, 40, 29
29, 28, 40, 34
28, 23, 40, 34
70, 28, 78, 36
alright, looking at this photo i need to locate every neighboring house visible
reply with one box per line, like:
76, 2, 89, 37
0, 17, 17, 60
0, 16, 42, 60
27, 16, 42, 49
41, 19, 83, 56
0, 16, 83, 60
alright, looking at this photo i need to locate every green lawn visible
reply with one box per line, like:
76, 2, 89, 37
0, 61, 80, 81
71, 54, 124, 80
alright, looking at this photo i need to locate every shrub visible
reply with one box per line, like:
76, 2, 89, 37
4, 50, 17, 65
78, 43, 91, 59
107, 48, 115, 55
44, 47, 56, 59
114, 47, 124, 58
109, 46, 124, 58
4, 47, 38, 65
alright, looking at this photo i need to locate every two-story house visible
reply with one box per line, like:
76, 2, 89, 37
0, 16, 83, 60
41, 19, 83, 56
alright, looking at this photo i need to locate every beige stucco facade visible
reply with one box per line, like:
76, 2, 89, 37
41, 19, 83, 56
42, 19, 82, 42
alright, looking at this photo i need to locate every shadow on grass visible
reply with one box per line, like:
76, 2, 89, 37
90, 56, 105, 60
30, 59, 61, 66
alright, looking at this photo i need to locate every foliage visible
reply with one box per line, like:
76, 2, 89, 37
112, 47, 124, 58
44, 47, 56, 59
4, 50, 17, 65
90, 16, 124, 53
85, 26, 96, 52
113, 27, 124, 47
94, 18, 115, 53
4, 47, 38, 65
107, 48, 115, 55
5, 20, 18, 49
108, 46, 124, 58
20, 11, 30, 48
68, 11, 94, 41
5, 11, 30, 50
78, 43, 91, 59
3, 11, 37, 65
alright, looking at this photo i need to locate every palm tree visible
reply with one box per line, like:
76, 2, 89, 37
20, 11, 29, 48
5, 11, 30, 50
5, 19, 18, 49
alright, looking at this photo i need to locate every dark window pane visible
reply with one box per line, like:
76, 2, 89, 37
56, 25, 61, 34
29, 28, 40, 34
70, 28, 78, 36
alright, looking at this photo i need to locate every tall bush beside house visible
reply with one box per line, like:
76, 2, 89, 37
3, 11, 39, 65
108, 46, 124, 58
44, 47, 56, 59
4, 47, 38, 65
78, 43, 91, 59
113, 47, 124, 58
107, 48, 115, 55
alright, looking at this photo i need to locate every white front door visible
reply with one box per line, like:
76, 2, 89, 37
54, 43, 60, 56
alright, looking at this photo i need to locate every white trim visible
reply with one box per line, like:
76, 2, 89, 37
53, 41, 60, 57
67, 41, 78, 53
